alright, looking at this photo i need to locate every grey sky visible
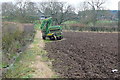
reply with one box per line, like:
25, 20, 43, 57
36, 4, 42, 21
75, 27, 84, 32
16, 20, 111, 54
0, 0, 119, 10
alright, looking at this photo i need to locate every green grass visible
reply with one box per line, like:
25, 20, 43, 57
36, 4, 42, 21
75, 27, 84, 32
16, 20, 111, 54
4, 30, 37, 78
96, 20, 117, 23
62, 21, 79, 24
5, 48, 37, 78
34, 20, 41, 30
5, 30, 53, 78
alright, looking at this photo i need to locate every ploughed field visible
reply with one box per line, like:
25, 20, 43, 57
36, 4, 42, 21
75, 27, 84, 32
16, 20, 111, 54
45, 31, 119, 78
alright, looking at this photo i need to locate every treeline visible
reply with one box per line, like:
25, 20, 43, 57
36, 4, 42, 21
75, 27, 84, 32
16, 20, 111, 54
2, 0, 118, 31
2, 0, 118, 24
2, 1, 38, 23
2, 1, 77, 24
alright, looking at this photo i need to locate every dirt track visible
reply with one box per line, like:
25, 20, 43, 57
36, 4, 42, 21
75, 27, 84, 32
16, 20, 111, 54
45, 31, 119, 78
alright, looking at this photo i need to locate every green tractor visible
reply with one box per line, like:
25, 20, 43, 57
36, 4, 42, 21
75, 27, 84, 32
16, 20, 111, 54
40, 16, 63, 40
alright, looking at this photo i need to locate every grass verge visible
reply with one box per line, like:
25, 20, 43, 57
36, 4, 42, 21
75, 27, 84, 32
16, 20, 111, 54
5, 30, 58, 78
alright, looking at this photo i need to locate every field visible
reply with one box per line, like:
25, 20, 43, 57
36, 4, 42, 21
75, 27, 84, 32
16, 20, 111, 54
45, 31, 119, 78
2, 1, 119, 78
2, 22, 119, 78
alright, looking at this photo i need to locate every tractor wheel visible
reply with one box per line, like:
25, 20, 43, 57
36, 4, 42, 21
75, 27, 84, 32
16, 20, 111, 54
42, 36, 46, 40
50, 36, 55, 40
61, 36, 63, 39
57, 36, 62, 40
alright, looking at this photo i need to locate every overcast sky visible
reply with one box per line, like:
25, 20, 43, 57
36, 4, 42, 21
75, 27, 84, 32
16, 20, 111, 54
0, 0, 119, 10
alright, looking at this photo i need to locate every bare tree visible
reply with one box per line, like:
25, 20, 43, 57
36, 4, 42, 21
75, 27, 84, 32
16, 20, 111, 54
14, 0, 31, 17
78, 0, 106, 26
87, 0, 106, 26
87, 0, 105, 10
2, 0, 76, 23
37, 0, 75, 25
2, 2, 17, 17
2, 0, 38, 22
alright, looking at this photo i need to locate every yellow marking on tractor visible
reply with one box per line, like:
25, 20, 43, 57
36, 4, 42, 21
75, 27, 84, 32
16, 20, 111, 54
47, 33, 53, 36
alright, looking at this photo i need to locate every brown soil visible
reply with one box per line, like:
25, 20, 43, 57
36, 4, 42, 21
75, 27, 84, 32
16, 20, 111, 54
45, 31, 119, 78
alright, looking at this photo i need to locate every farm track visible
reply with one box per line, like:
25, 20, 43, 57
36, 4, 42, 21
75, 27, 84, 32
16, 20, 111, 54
45, 31, 119, 78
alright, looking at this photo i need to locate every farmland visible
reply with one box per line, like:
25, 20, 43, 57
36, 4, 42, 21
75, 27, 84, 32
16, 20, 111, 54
2, 1, 119, 78
2, 22, 119, 78
45, 31, 119, 78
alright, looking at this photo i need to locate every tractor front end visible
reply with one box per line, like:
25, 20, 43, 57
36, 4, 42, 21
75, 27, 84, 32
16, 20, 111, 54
42, 26, 63, 40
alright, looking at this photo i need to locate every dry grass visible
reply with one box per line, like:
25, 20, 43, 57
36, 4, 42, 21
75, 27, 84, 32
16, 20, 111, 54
2, 22, 24, 35
2, 22, 35, 76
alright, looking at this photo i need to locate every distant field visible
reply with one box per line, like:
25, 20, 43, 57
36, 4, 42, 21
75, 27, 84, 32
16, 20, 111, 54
96, 20, 117, 23
62, 20, 118, 31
